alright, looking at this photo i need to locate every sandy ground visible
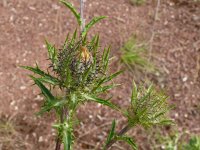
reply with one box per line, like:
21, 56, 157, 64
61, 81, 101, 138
0, 0, 199, 149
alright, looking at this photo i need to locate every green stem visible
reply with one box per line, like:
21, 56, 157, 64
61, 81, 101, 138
104, 124, 131, 149
55, 107, 65, 150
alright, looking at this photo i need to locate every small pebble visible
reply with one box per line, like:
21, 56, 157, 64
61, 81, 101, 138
14, 106, 18, 110
161, 145, 165, 149
20, 86, 26, 90
29, 6, 36, 10
10, 101, 15, 106
32, 132, 37, 138
38, 136, 43, 142
174, 113, 179, 118
182, 76, 188, 82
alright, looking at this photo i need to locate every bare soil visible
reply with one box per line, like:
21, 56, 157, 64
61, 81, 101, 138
0, 0, 199, 150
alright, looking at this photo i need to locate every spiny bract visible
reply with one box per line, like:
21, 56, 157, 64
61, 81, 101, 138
51, 34, 105, 90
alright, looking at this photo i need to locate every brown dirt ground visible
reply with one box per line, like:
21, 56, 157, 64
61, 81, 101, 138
0, 0, 200, 150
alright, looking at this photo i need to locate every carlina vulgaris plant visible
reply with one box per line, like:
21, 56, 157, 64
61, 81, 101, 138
21, 0, 174, 150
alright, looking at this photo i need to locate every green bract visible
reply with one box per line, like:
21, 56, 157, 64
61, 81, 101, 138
126, 81, 174, 128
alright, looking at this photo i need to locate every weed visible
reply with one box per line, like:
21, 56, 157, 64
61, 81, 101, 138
21, 0, 173, 150
0, 117, 26, 150
120, 35, 155, 73
153, 129, 200, 150
183, 136, 200, 150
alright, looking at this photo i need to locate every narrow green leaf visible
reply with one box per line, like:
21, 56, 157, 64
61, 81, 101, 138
94, 35, 99, 54
95, 84, 120, 93
70, 29, 77, 45
45, 40, 57, 64
103, 71, 123, 83
63, 33, 70, 49
116, 136, 137, 150
104, 47, 111, 71
105, 120, 116, 146
30, 76, 55, 102
21, 66, 59, 85
82, 66, 92, 83
60, 0, 81, 25
21, 65, 49, 76
82, 94, 120, 111
82, 33, 88, 45
158, 119, 174, 125
82, 16, 107, 36
36, 77, 59, 85
92, 71, 122, 93
37, 100, 66, 116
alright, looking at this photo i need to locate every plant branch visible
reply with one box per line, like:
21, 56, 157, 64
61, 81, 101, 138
104, 124, 131, 149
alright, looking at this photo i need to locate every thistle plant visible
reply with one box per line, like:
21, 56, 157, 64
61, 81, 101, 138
21, 0, 173, 149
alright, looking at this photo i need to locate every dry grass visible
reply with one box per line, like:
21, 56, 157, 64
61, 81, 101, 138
0, 117, 27, 150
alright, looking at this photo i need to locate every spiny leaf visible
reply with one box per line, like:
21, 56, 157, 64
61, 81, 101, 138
105, 120, 116, 146
70, 29, 77, 45
95, 84, 120, 93
116, 136, 137, 150
102, 46, 111, 72
92, 71, 122, 92
103, 71, 123, 83
35, 77, 59, 85
21, 65, 49, 77
82, 66, 92, 83
36, 100, 66, 116
82, 94, 120, 111
30, 76, 55, 102
21, 66, 59, 85
45, 40, 58, 64
63, 33, 70, 49
82, 16, 107, 36
60, 0, 81, 25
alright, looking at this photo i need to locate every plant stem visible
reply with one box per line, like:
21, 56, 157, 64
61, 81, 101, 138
104, 124, 131, 149
80, 0, 85, 33
55, 107, 65, 150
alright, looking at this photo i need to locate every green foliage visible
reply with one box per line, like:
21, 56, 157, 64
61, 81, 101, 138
82, 16, 107, 37
82, 94, 120, 111
158, 131, 182, 150
60, 0, 81, 25
45, 40, 58, 68
121, 36, 155, 73
125, 81, 173, 128
130, 0, 146, 5
60, 0, 106, 36
104, 120, 116, 148
116, 135, 137, 150
151, 128, 200, 150
20, 65, 59, 85
21, 1, 173, 150
183, 136, 200, 150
